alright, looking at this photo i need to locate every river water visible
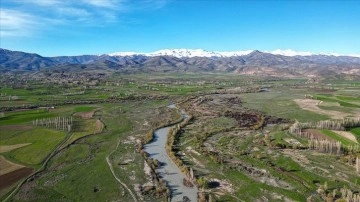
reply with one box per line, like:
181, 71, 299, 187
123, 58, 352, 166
143, 105, 198, 202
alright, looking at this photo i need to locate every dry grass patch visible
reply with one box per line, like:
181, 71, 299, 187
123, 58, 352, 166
74, 110, 96, 119
0, 155, 24, 175
294, 99, 350, 119
0, 143, 32, 153
94, 119, 104, 133
331, 130, 358, 143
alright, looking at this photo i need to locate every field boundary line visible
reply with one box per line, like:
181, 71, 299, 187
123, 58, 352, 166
2, 130, 72, 202
106, 138, 138, 202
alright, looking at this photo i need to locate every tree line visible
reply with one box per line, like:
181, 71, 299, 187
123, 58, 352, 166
32, 116, 73, 132
290, 118, 360, 134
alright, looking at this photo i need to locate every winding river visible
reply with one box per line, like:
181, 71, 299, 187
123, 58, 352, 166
144, 105, 198, 202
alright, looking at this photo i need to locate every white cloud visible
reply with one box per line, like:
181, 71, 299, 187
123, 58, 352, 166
57, 7, 91, 18
84, 0, 119, 8
22, 0, 62, 6
1, 0, 169, 37
0, 9, 40, 37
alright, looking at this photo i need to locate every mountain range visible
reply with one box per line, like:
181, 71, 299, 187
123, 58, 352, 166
1, 48, 360, 79
109, 49, 360, 58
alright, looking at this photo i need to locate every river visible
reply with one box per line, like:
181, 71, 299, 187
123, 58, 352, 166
143, 105, 198, 202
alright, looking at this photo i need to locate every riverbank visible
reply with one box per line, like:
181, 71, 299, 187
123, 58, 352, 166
144, 106, 198, 202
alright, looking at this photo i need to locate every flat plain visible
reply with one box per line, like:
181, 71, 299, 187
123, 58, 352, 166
0, 72, 359, 201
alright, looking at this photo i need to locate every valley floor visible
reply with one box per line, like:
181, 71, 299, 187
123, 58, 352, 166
0, 73, 359, 201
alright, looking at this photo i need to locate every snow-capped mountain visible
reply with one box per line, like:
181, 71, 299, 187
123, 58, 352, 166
109, 49, 254, 57
2, 48, 360, 79
150, 49, 222, 57
109, 48, 360, 58
266, 49, 360, 57
265, 49, 313, 56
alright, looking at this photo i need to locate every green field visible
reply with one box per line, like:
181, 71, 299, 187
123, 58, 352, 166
63, 119, 102, 147
351, 127, 360, 136
350, 127, 360, 143
0, 109, 56, 126
74, 106, 97, 112
1, 74, 360, 201
321, 129, 357, 146
315, 94, 360, 108
0, 128, 66, 165
241, 89, 329, 122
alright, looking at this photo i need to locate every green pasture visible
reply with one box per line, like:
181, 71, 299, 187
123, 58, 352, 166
0, 128, 66, 165
74, 106, 97, 112
315, 94, 360, 108
321, 129, 357, 146
241, 89, 329, 122
0, 109, 56, 126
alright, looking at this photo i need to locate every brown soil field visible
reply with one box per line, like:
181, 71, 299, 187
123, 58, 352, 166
0, 125, 32, 131
94, 119, 104, 133
303, 129, 334, 141
0, 143, 31, 153
0, 156, 24, 175
74, 110, 96, 119
0, 167, 33, 191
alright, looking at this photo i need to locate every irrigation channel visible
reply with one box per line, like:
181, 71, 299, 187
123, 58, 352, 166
144, 104, 198, 202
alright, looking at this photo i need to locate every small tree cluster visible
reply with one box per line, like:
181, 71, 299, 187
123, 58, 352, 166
140, 153, 169, 199
289, 118, 360, 134
343, 118, 360, 128
142, 129, 155, 144
345, 145, 360, 154
315, 120, 344, 130
289, 121, 302, 135
308, 139, 342, 154
317, 183, 360, 202
32, 116, 73, 132
297, 131, 329, 141
196, 177, 208, 190
339, 187, 360, 202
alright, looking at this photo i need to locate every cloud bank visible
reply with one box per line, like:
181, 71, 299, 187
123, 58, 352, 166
0, 0, 167, 37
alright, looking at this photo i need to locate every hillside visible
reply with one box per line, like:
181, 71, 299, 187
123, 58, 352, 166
1, 48, 360, 79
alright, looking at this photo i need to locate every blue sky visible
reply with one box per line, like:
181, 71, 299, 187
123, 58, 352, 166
1, 0, 359, 56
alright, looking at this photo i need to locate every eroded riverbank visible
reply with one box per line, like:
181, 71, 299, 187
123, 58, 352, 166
144, 105, 198, 202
